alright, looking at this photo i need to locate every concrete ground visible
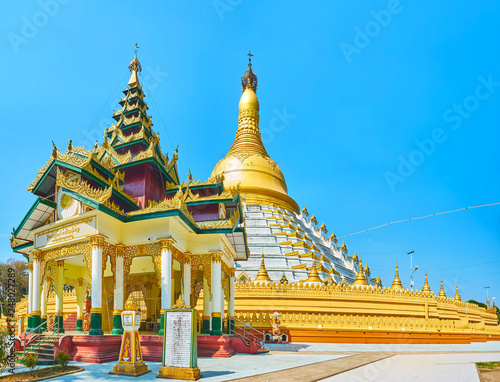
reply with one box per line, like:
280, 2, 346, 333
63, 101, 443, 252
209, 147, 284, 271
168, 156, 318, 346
8, 341, 500, 381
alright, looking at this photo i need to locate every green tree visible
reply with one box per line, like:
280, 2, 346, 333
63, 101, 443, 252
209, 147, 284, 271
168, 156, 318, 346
0, 258, 28, 318
467, 299, 500, 324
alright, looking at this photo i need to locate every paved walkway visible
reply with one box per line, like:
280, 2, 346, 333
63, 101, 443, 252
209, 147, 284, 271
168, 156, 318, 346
9, 341, 500, 381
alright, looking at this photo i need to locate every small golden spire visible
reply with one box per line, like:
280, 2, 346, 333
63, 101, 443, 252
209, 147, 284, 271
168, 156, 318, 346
319, 222, 327, 234
310, 214, 318, 225
422, 272, 431, 293
390, 264, 404, 290
52, 140, 58, 158
254, 253, 272, 282
375, 275, 382, 286
351, 251, 358, 261
363, 263, 370, 274
279, 272, 288, 284
303, 259, 323, 284
128, 43, 142, 88
352, 259, 369, 286
339, 241, 347, 251
438, 279, 446, 298
329, 230, 338, 244
241, 51, 257, 92
301, 205, 309, 217
453, 285, 461, 301
67, 139, 72, 152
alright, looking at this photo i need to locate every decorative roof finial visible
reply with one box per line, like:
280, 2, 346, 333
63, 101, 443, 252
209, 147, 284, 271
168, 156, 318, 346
352, 258, 368, 286
438, 279, 446, 298
390, 264, 404, 290
454, 285, 461, 301
303, 259, 323, 284
241, 51, 258, 92
52, 141, 58, 158
254, 253, 272, 282
67, 139, 72, 152
128, 43, 142, 87
422, 272, 431, 293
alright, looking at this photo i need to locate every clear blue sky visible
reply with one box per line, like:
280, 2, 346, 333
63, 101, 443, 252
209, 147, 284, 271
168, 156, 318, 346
2, 1, 499, 303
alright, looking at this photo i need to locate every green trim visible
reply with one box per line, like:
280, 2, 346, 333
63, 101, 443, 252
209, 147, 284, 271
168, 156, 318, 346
115, 157, 174, 184
202, 318, 210, 334
54, 315, 64, 333
89, 312, 103, 336
14, 198, 56, 237
76, 319, 83, 332
12, 242, 33, 252
111, 314, 123, 335
113, 138, 149, 150
158, 314, 165, 337
31, 315, 41, 333
210, 316, 222, 336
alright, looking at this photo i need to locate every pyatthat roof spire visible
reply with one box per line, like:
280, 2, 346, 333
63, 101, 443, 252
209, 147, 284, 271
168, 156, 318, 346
438, 279, 446, 298
254, 253, 272, 282
241, 51, 258, 92
390, 264, 404, 290
422, 272, 431, 293
128, 43, 142, 87
352, 259, 369, 286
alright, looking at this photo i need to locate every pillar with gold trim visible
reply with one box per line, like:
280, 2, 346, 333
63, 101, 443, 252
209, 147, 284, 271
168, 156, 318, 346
202, 275, 211, 334
228, 268, 236, 334
31, 251, 42, 332
40, 275, 49, 331
210, 252, 222, 336
76, 278, 84, 332
182, 256, 191, 308
27, 261, 33, 332
159, 238, 174, 337
54, 259, 65, 333
112, 245, 125, 335
89, 236, 104, 336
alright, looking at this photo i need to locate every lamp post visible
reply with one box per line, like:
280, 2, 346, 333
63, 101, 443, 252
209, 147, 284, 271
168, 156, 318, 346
408, 251, 417, 287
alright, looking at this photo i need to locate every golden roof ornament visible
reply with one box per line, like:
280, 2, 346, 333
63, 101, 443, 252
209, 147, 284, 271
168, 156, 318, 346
319, 222, 327, 234
422, 272, 431, 293
453, 285, 461, 301
390, 264, 404, 290
352, 259, 369, 286
171, 295, 191, 309
128, 43, 142, 87
301, 205, 309, 217
241, 51, 257, 92
67, 139, 72, 152
363, 263, 370, 274
310, 214, 318, 225
438, 279, 446, 298
375, 275, 382, 286
279, 272, 288, 284
303, 259, 323, 284
254, 253, 272, 282
52, 141, 58, 158
351, 251, 358, 261
329, 230, 338, 243
124, 294, 139, 311
339, 241, 347, 251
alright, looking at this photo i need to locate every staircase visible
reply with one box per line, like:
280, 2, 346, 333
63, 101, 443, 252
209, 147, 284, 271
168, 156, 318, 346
63, 313, 77, 332
16, 333, 60, 366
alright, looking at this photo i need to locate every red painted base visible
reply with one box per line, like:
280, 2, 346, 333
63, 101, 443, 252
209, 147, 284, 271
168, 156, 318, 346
70, 335, 122, 363
197, 335, 236, 357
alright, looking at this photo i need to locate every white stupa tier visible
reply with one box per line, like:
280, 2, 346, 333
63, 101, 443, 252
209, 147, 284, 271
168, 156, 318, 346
235, 204, 375, 285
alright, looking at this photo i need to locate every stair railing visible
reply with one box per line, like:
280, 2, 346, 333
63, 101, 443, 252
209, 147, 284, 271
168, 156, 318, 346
23, 314, 56, 356
228, 316, 266, 350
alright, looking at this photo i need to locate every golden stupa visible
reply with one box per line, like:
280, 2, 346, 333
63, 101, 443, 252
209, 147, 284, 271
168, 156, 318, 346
211, 55, 299, 213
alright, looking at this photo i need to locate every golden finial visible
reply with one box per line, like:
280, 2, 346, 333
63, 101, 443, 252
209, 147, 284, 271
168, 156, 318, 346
128, 43, 142, 87
301, 205, 309, 217
51, 141, 58, 158
390, 264, 404, 290
351, 251, 358, 261
339, 241, 347, 251
254, 253, 272, 282
279, 272, 288, 284
310, 214, 318, 225
67, 139, 72, 152
375, 275, 382, 286
352, 258, 369, 286
170, 295, 191, 309
319, 222, 327, 234
363, 263, 370, 274
422, 272, 431, 292
241, 51, 258, 92
187, 169, 194, 182
453, 285, 461, 301
124, 294, 139, 311
329, 230, 338, 243
303, 259, 323, 284
438, 279, 446, 298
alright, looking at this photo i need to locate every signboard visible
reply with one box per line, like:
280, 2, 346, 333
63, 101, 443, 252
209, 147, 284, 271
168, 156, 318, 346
163, 309, 197, 369
35, 216, 97, 249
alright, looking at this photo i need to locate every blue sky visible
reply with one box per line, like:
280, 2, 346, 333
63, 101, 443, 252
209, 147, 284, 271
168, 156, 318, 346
1, 1, 499, 303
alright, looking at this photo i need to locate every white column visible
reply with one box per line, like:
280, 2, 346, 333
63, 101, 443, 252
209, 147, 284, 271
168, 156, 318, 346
55, 260, 64, 315
32, 253, 41, 315
160, 239, 175, 310
27, 263, 33, 319
41, 277, 47, 319
229, 269, 235, 317
91, 239, 103, 310
182, 259, 191, 306
211, 252, 222, 334
113, 250, 124, 311
203, 276, 211, 329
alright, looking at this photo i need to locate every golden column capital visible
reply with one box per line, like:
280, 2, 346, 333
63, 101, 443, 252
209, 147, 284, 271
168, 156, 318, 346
32, 250, 43, 262
229, 267, 237, 278
210, 251, 222, 263
46, 276, 52, 283
184, 253, 192, 265
56, 259, 64, 267
27, 262, 33, 272
89, 235, 106, 248
116, 244, 125, 257
159, 237, 176, 249
77, 278, 84, 287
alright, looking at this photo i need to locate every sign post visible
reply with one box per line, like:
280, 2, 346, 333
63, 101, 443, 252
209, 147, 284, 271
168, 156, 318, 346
158, 297, 201, 380
109, 296, 150, 377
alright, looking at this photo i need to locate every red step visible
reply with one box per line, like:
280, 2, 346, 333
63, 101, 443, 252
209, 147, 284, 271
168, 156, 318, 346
63, 313, 77, 331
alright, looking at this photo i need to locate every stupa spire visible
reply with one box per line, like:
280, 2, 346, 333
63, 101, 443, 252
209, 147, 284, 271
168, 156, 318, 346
128, 43, 142, 88
438, 279, 446, 298
254, 253, 272, 282
303, 259, 323, 284
352, 259, 368, 286
422, 272, 431, 293
226, 52, 267, 157
390, 264, 404, 290
453, 285, 461, 301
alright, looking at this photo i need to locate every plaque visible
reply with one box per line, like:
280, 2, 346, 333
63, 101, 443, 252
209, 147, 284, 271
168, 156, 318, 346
123, 314, 132, 326
135, 314, 141, 326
